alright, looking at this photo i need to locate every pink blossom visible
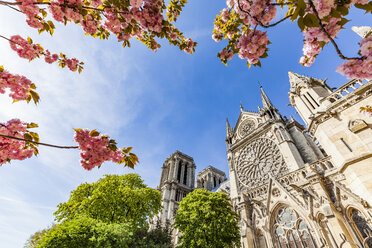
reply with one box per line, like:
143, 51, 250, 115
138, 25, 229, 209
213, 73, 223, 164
212, 33, 222, 42
0, 69, 33, 101
130, 0, 143, 8
336, 57, 372, 80
0, 119, 35, 165
44, 50, 59, 64
237, 30, 268, 64
9, 35, 42, 60
169, 32, 178, 41
218, 48, 234, 61
74, 129, 125, 170
360, 36, 372, 57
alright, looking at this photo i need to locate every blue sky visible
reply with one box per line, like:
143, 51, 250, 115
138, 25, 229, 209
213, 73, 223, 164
0, 1, 370, 247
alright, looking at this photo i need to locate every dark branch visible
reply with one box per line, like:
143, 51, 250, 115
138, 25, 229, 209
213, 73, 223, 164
236, 0, 292, 28
0, 134, 79, 149
307, 0, 363, 60
270, 1, 298, 6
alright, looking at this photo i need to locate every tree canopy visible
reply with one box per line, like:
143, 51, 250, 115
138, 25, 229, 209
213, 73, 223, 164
174, 189, 241, 248
54, 173, 161, 228
24, 173, 170, 248
36, 217, 133, 248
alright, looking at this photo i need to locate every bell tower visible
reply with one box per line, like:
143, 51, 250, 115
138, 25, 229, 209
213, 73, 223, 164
288, 71, 333, 126
157, 151, 196, 224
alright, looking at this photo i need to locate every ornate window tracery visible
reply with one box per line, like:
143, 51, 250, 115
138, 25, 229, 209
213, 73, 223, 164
347, 208, 372, 247
235, 138, 287, 188
272, 207, 317, 248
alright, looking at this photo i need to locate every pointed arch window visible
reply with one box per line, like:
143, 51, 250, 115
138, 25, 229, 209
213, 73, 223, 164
271, 207, 317, 248
177, 161, 182, 182
347, 208, 372, 247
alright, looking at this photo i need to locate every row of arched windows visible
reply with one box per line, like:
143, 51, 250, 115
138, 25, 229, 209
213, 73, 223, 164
252, 206, 372, 248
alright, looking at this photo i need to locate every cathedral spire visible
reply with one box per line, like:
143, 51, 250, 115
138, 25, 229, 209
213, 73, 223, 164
288, 71, 309, 90
260, 86, 275, 110
226, 118, 231, 137
225, 118, 233, 147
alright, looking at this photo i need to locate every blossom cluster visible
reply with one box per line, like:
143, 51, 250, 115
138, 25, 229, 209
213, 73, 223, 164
17, 0, 196, 53
18, 0, 43, 29
218, 48, 234, 62
361, 105, 372, 117
336, 36, 372, 79
227, 0, 277, 26
0, 119, 35, 165
0, 68, 33, 101
300, 18, 341, 67
237, 30, 268, 65
312, 0, 336, 19
9, 35, 82, 72
74, 129, 125, 170
10, 35, 42, 61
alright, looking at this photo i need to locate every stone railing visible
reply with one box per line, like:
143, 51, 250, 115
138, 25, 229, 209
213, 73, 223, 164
245, 156, 335, 199
308, 156, 335, 174
323, 79, 365, 104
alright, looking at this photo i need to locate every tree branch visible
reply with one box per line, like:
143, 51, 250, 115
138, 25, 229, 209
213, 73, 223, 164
236, 0, 292, 28
0, 34, 14, 43
0, 134, 79, 149
270, 1, 297, 6
307, 0, 363, 60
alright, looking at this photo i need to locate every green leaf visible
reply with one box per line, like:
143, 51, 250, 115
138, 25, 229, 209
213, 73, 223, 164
89, 129, 100, 137
29, 90, 40, 104
24, 133, 33, 141
297, 16, 305, 30
337, 5, 349, 16
27, 122, 39, 128
303, 14, 318, 28
330, 9, 341, 18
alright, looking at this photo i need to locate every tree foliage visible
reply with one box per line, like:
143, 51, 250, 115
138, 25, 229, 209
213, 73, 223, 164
24, 224, 55, 248
36, 217, 133, 248
127, 220, 173, 248
24, 173, 167, 248
174, 189, 241, 248
54, 174, 161, 228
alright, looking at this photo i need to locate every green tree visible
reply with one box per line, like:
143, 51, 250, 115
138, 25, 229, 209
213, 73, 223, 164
37, 216, 133, 248
54, 174, 161, 228
24, 224, 55, 248
128, 220, 173, 248
174, 189, 241, 248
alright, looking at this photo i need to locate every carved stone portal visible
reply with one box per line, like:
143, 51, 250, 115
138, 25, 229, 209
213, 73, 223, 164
236, 138, 287, 189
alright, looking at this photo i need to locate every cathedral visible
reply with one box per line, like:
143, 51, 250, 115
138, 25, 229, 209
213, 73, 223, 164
155, 72, 372, 248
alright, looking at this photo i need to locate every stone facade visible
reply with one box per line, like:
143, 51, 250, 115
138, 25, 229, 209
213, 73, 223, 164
155, 72, 372, 248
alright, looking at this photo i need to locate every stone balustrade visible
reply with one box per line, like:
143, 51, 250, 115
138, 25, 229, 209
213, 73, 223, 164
323, 79, 365, 104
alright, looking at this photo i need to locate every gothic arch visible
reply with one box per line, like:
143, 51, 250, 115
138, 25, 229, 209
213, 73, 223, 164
316, 212, 337, 248
274, 128, 284, 143
270, 204, 318, 248
345, 206, 372, 247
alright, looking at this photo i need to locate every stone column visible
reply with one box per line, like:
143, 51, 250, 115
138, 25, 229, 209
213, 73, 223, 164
179, 161, 185, 184
191, 165, 195, 188
168, 161, 174, 181
186, 164, 192, 187
172, 158, 179, 180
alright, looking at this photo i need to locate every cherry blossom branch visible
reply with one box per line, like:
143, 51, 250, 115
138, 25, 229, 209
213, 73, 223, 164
237, 0, 293, 28
270, 1, 298, 6
0, 0, 129, 14
0, 133, 78, 149
307, 0, 363, 61
0, 34, 13, 43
